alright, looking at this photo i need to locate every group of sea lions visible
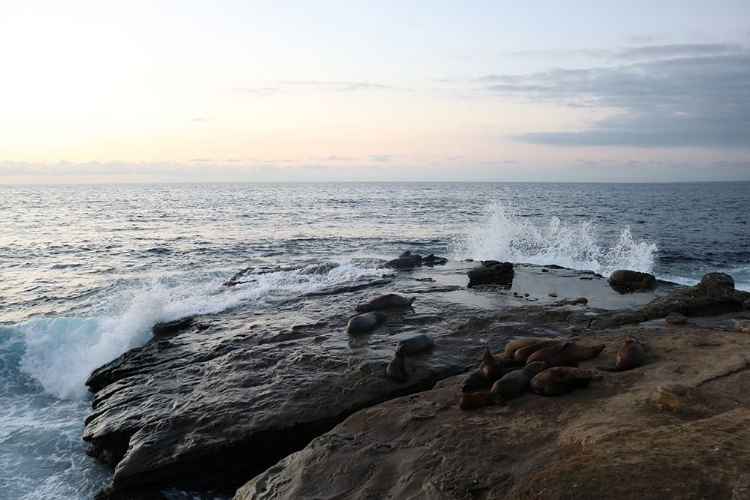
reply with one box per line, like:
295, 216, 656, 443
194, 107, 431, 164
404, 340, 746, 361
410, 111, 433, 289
348, 293, 434, 382
459, 334, 645, 410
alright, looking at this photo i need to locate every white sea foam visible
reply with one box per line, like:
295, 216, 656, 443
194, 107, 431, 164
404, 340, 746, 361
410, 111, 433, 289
450, 203, 658, 277
17, 260, 385, 400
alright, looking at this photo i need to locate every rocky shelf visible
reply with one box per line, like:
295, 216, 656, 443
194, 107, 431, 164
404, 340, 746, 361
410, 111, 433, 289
81, 259, 750, 499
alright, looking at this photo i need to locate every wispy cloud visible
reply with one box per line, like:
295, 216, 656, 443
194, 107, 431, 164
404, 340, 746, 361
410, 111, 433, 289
369, 154, 393, 162
239, 81, 390, 94
474, 49, 750, 148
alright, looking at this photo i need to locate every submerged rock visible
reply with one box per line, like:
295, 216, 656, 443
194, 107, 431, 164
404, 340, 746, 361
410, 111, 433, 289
385, 251, 447, 269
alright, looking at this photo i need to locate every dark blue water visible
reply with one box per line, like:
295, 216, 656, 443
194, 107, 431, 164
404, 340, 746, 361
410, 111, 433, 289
0, 182, 748, 498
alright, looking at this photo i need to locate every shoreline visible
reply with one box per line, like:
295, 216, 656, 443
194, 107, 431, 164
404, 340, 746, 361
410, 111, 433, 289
81, 258, 750, 499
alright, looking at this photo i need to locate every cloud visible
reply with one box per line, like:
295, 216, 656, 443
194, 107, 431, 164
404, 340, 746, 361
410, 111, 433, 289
308, 155, 353, 161
240, 81, 390, 94
189, 158, 214, 162
476, 50, 750, 148
369, 154, 393, 162
191, 118, 208, 122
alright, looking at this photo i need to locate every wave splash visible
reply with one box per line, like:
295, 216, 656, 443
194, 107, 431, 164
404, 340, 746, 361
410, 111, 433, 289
16, 260, 385, 400
450, 203, 658, 276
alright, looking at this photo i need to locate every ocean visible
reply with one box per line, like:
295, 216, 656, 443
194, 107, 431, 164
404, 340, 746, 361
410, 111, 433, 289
1, 181, 749, 499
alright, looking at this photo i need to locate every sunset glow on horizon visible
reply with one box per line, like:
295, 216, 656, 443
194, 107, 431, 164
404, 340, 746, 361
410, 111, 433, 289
2, 0, 750, 182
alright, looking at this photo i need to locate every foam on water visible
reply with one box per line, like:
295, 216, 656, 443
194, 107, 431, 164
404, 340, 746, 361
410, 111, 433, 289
450, 203, 658, 277
16, 260, 385, 400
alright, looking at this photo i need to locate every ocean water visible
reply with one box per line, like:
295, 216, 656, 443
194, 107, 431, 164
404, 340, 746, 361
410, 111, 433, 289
1, 181, 748, 498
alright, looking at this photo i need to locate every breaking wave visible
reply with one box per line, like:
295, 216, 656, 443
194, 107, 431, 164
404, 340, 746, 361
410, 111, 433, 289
450, 203, 657, 277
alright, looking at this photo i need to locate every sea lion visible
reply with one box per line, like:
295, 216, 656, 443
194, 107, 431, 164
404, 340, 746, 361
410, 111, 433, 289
458, 391, 504, 411
347, 311, 388, 334
355, 293, 416, 312
526, 342, 605, 367
396, 334, 435, 355
460, 347, 521, 392
530, 367, 603, 397
597, 335, 645, 372
385, 345, 408, 381
504, 337, 548, 359
513, 340, 565, 363
491, 361, 548, 399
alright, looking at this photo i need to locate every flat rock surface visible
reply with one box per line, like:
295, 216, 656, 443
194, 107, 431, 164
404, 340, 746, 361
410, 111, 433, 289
81, 262, 681, 497
238, 314, 750, 500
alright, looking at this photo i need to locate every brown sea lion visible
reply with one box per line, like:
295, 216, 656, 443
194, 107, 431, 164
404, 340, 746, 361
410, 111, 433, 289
460, 347, 521, 392
355, 293, 415, 312
513, 340, 565, 363
385, 345, 408, 381
526, 342, 605, 367
458, 391, 505, 411
530, 367, 603, 396
504, 337, 548, 358
491, 361, 548, 399
597, 335, 645, 372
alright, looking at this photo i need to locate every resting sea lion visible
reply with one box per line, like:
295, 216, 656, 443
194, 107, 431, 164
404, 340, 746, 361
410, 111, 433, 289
460, 347, 521, 392
597, 335, 645, 372
491, 361, 547, 399
530, 367, 602, 396
347, 311, 388, 334
514, 340, 565, 363
355, 293, 415, 312
504, 337, 548, 358
526, 342, 605, 367
458, 391, 504, 411
397, 334, 434, 355
385, 345, 408, 381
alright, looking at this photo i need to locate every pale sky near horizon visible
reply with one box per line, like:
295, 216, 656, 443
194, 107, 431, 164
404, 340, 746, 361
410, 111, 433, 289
1, 1, 750, 183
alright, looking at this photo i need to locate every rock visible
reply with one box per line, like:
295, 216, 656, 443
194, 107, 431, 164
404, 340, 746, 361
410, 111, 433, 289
642, 273, 750, 320
223, 266, 255, 287
588, 309, 646, 329
386, 251, 447, 269
467, 261, 514, 288
236, 323, 750, 500
548, 292, 558, 298
151, 317, 194, 337
608, 269, 656, 293
734, 321, 750, 334
701, 272, 735, 288
665, 312, 687, 325
745, 299, 750, 311
555, 297, 588, 306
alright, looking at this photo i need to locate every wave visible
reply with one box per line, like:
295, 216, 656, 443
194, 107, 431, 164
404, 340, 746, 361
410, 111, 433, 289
15, 260, 386, 400
450, 203, 658, 277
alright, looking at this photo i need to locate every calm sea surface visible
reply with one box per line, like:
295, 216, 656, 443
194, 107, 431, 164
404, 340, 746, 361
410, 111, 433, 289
1, 182, 749, 498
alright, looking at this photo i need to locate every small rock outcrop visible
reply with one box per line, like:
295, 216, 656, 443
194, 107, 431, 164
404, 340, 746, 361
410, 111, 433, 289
467, 260, 514, 287
608, 269, 656, 293
643, 272, 749, 319
386, 251, 448, 269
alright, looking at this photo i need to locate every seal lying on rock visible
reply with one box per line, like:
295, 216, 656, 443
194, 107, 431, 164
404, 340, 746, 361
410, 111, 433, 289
491, 362, 547, 399
530, 367, 602, 396
513, 340, 565, 363
461, 348, 522, 392
503, 337, 548, 359
385, 345, 408, 381
355, 293, 416, 312
526, 342, 606, 367
597, 335, 645, 372
458, 391, 504, 411
396, 335, 434, 355
347, 311, 388, 334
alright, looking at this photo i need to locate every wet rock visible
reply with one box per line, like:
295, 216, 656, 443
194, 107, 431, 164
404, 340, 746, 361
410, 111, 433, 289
467, 261, 514, 288
642, 273, 750, 320
151, 317, 194, 337
386, 251, 447, 269
223, 266, 255, 287
555, 297, 588, 306
608, 269, 656, 293
701, 272, 735, 288
588, 310, 646, 330
665, 312, 687, 325
734, 321, 750, 334
744, 299, 750, 311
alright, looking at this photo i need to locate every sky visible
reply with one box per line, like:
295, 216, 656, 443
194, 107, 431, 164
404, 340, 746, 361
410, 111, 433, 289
1, 0, 749, 183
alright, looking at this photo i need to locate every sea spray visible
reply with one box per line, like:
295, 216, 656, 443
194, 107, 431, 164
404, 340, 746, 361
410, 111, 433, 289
450, 203, 658, 276
17, 260, 386, 400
